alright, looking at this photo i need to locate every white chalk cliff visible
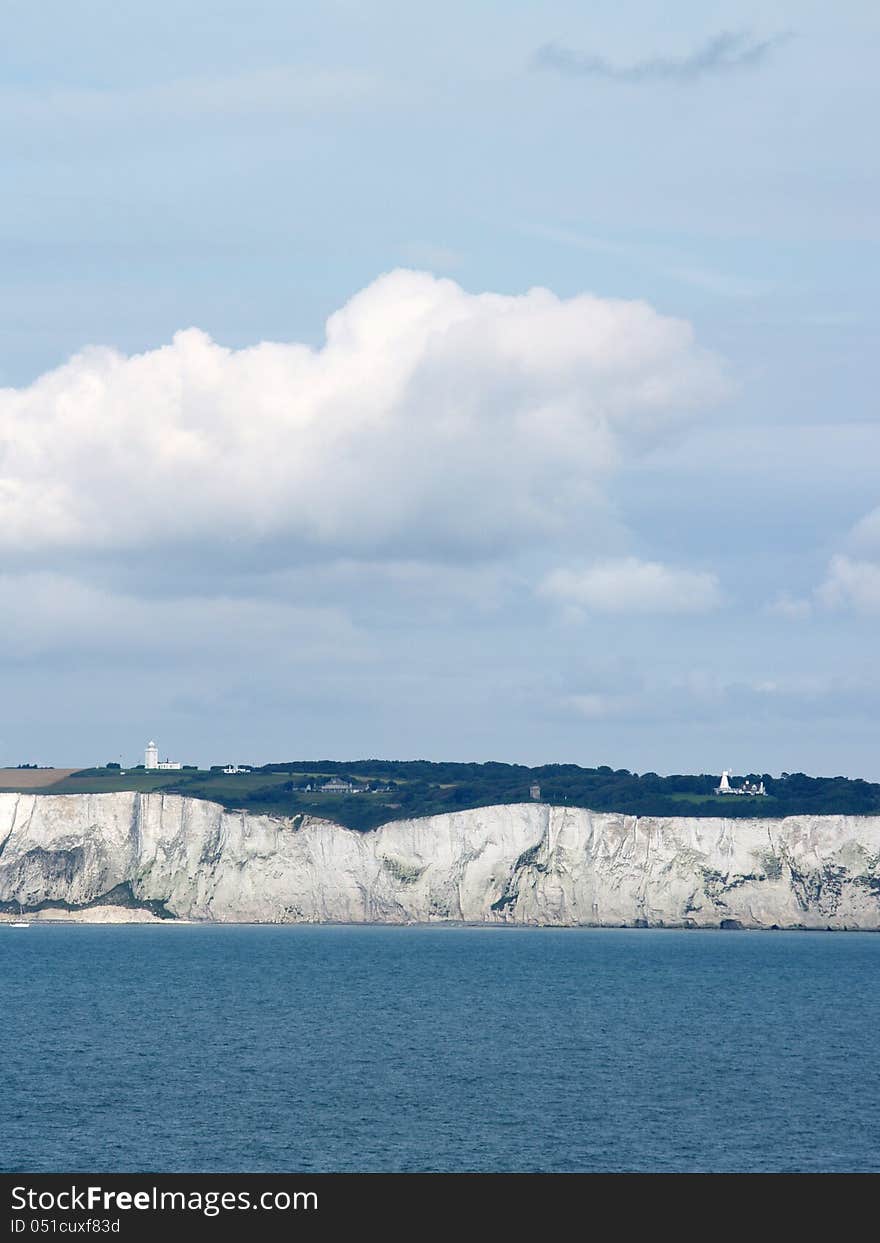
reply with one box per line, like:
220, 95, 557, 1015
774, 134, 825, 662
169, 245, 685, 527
1, 793, 879, 928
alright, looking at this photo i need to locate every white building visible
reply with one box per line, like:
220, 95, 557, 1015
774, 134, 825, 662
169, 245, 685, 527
716, 769, 766, 796
145, 740, 182, 771
321, 778, 355, 793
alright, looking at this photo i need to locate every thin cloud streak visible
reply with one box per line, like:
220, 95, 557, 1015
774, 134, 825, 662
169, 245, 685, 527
533, 30, 794, 85
523, 222, 771, 299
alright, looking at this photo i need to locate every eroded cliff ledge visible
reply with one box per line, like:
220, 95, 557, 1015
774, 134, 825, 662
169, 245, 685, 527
0, 792, 878, 928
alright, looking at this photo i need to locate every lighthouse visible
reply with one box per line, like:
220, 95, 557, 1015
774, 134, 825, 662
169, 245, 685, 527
715, 769, 766, 796
144, 739, 183, 770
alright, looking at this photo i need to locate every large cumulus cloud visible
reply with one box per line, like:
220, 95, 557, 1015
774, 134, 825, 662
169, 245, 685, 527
0, 269, 727, 561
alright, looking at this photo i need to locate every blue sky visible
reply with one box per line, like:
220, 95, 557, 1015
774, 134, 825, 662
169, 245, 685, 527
1, 1, 878, 776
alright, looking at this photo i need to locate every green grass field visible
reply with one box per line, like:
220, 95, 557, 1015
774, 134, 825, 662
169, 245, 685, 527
666, 791, 778, 807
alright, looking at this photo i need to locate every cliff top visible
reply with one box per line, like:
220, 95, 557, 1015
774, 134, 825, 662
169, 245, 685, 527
2, 760, 879, 832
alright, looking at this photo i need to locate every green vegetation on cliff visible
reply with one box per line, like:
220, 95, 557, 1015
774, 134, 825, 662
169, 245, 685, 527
16, 760, 880, 832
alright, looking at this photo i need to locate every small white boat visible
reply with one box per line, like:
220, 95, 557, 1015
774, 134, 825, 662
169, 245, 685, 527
9, 901, 30, 928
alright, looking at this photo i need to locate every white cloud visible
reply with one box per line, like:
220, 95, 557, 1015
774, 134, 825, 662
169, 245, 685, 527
849, 506, 880, 554
817, 555, 880, 614
564, 692, 633, 719
0, 270, 727, 562
766, 592, 812, 620
540, 557, 722, 615
810, 507, 880, 615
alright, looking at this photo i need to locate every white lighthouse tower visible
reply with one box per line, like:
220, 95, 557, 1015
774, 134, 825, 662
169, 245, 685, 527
145, 740, 159, 770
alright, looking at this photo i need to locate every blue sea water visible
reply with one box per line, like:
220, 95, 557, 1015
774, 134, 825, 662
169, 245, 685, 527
1, 924, 878, 1173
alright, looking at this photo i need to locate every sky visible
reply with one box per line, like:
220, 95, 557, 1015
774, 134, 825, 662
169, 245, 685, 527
1, 0, 878, 776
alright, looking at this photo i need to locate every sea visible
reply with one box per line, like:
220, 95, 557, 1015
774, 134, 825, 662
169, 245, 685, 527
2, 925, 879, 1173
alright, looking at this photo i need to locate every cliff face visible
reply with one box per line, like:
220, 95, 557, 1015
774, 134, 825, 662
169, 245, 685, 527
1, 793, 879, 928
